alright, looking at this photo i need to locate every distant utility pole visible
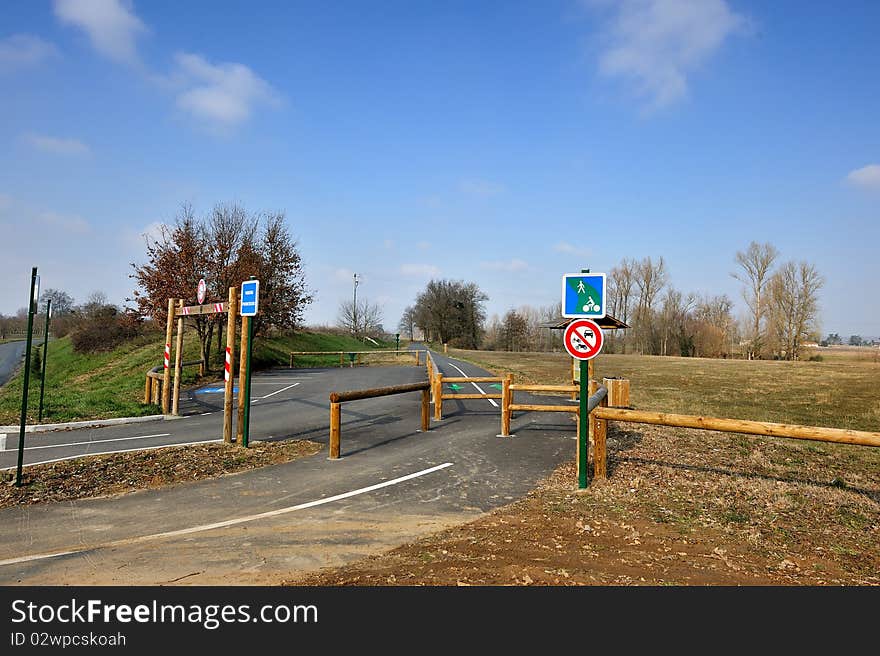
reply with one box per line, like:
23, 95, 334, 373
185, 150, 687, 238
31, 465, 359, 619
352, 272, 360, 338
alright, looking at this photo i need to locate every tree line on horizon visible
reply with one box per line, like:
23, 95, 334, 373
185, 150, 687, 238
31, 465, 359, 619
396, 241, 829, 361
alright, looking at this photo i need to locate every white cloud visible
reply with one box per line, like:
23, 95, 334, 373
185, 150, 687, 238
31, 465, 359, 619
846, 164, 880, 190
54, 0, 147, 64
173, 52, 280, 128
554, 241, 593, 257
481, 259, 529, 272
460, 179, 505, 198
24, 133, 91, 156
35, 211, 90, 234
400, 264, 440, 277
592, 0, 747, 109
0, 34, 59, 71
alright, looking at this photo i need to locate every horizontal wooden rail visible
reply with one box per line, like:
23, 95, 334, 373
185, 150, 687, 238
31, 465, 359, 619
442, 393, 503, 400
144, 359, 203, 404
510, 384, 578, 393
291, 349, 423, 368
509, 403, 577, 413
593, 407, 880, 448
442, 376, 503, 383
330, 381, 430, 403
328, 381, 431, 458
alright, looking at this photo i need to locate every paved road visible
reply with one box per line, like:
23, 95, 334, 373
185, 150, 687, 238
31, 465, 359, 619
0, 340, 26, 388
0, 345, 581, 584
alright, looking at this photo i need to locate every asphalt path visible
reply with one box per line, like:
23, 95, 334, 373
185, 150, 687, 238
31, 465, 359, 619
0, 344, 582, 584
0, 340, 26, 388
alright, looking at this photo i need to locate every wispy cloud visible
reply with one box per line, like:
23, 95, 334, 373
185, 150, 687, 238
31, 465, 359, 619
460, 179, 505, 198
846, 164, 880, 190
35, 211, 90, 234
24, 133, 91, 156
554, 241, 593, 258
481, 259, 529, 272
0, 34, 59, 71
590, 0, 747, 110
54, 0, 147, 65
400, 264, 440, 277
173, 52, 280, 128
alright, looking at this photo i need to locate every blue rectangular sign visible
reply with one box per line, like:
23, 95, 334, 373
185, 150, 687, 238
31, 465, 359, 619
562, 273, 606, 319
240, 279, 260, 317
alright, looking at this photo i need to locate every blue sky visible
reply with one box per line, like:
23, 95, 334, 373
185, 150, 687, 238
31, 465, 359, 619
1, 1, 878, 337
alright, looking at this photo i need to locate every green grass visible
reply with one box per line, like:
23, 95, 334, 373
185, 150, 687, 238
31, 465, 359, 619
447, 349, 880, 432
0, 329, 399, 424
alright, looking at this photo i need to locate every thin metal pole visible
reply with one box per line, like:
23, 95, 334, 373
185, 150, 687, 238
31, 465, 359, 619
15, 267, 38, 487
38, 299, 51, 421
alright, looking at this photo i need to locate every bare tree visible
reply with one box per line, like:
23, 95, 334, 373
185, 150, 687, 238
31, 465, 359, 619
398, 306, 416, 340
633, 256, 667, 354
732, 241, 778, 359
338, 298, 384, 339
767, 261, 823, 360
609, 258, 636, 353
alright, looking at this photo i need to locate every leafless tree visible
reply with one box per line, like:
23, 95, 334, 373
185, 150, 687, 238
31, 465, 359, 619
338, 298, 384, 339
633, 256, 667, 354
767, 261, 823, 360
732, 241, 778, 359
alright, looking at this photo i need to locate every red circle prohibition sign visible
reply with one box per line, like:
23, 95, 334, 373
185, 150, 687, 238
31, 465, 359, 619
564, 319, 603, 360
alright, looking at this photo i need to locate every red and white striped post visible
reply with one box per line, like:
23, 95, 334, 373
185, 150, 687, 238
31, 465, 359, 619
164, 343, 170, 369
161, 298, 176, 414
225, 347, 232, 382
223, 286, 238, 444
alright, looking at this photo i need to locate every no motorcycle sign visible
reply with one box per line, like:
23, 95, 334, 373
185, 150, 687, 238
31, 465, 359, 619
564, 318, 603, 360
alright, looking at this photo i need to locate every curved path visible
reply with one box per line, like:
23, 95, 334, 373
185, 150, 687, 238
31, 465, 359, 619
0, 345, 579, 585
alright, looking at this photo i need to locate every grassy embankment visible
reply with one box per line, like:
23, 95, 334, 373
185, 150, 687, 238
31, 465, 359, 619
0, 330, 397, 425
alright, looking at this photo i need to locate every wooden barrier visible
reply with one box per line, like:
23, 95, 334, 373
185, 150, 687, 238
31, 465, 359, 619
593, 407, 880, 448
432, 374, 504, 420
290, 350, 423, 368
603, 377, 630, 408
328, 381, 431, 459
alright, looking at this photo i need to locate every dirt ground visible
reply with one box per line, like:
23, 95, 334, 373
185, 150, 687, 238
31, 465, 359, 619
289, 423, 879, 586
0, 440, 321, 508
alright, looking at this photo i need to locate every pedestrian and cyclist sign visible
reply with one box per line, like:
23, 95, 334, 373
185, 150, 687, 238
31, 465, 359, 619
564, 318, 603, 360
562, 273, 606, 319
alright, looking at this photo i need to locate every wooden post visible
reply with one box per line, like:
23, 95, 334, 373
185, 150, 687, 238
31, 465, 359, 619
223, 287, 238, 444
236, 315, 250, 444
434, 373, 443, 421
588, 379, 598, 464
594, 389, 608, 480
414, 350, 420, 366
153, 378, 160, 405
329, 401, 341, 459
289, 353, 294, 368
443, 343, 448, 354
421, 389, 429, 432
161, 298, 176, 414
144, 375, 152, 405
171, 300, 184, 416
603, 377, 630, 408
500, 373, 512, 437
339, 352, 343, 368
571, 357, 577, 401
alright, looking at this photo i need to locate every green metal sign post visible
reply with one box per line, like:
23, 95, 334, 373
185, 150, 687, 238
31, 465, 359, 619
578, 359, 589, 489
242, 315, 254, 448
38, 299, 51, 421
15, 267, 39, 487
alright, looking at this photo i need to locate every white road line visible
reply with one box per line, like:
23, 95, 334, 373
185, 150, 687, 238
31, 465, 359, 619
445, 362, 499, 408
0, 462, 454, 567
0, 439, 222, 471
13, 433, 172, 452
259, 382, 300, 399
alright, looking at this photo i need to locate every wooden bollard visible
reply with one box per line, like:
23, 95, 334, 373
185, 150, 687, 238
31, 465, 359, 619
421, 389, 429, 432
329, 401, 341, 459
414, 351, 420, 366
588, 379, 598, 464
594, 389, 608, 480
603, 377, 630, 408
434, 373, 443, 421
500, 373, 512, 436
144, 376, 152, 405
